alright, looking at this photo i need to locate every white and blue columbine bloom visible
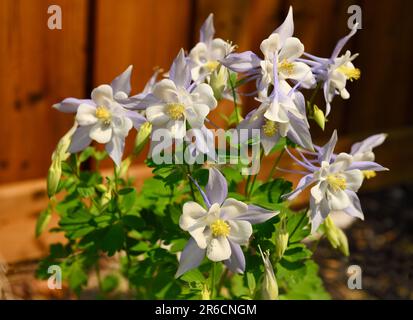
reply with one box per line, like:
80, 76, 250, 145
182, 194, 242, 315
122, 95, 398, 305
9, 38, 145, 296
222, 6, 315, 94
300, 25, 361, 116
145, 49, 217, 140
188, 14, 235, 83
284, 130, 388, 233
53, 66, 146, 166
176, 168, 278, 277
238, 81, 313, 155
71, 85, 146, 166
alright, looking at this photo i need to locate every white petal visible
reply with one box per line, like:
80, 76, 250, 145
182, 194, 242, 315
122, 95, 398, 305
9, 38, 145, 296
167, 120, 186, 139
278, 37, 304, 61
91, 84, 113, 106
146, 104, 169, 126
206, 236, 231, 261
343, 170, 363, 192
220, 198, 248, 220
112, 116, 133, 138
326, 189, 350, 211
76, 103, 98, 126
228, 220, 252, 245
210, 38, 230, 60
180, 202, 208, 249
186, 103, 210, 128
329, 153, 353, 172
191, 83, 217, 110
152, 79, 179, 103
180, 202, 207, 230
89, 123, 112, 144
310, 182, 326, 204
260, 33, 280, 60
189, 42, 208, 66
105, 133, 125, 166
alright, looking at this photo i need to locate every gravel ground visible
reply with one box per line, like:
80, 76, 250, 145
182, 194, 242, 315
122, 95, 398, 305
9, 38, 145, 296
3, 184, 413, 300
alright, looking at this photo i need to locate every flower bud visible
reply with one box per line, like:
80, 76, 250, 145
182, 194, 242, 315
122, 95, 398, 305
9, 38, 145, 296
47, 159, 62, 198
209, 65, 227, 100
95, 184, 108, 193
259, 246, 278, 300
201, 284, 210, 300
324, 215, 349, 256
133, 122, 152, 155
313, 105, 325, 131
101, 187, 112, 206
47, 123, 77, 198
274, 219, 289, 260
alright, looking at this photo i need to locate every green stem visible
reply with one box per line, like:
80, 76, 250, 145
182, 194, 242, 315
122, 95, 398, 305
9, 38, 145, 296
244, 174, 251, 197
210, 262, 217, 299
307, 82, 322, 117
266, 148, 285, 181
227, 69, 240, 125
185, 164, 196, 201
247, 148, 264, 199
216, 268, 228, 296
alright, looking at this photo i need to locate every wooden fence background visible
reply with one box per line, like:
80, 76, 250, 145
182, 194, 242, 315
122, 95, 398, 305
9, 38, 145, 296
1, 0, 413, 262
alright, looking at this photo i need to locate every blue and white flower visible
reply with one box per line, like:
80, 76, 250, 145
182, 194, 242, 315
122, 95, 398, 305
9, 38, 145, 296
284, 130, 387, 233
176, 168, 278, 277
145, 49, 217, 140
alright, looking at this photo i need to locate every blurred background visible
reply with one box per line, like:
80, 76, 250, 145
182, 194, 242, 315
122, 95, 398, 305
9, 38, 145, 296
0, 0, 412, 299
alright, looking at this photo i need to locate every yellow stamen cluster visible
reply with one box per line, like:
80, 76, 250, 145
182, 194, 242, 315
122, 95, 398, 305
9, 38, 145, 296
210, 219, 230, 237
205, 60, 220, 72
326, 174, 347, 192
278, 59, 295, 76
362, 170, 376, 179
166, 103, 185, 120
95, 106, 111, 124
337, 65, 361, 81
262, 120, 278, 137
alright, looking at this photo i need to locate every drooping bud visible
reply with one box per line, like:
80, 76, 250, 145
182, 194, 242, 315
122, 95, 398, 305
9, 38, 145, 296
47, 123, 77, 198
274, 218, 289, 260
47, 160, 62, 198
133, 121, 152, 155
313, 105, 326, 131
258, 246, 278, 300
324, 215, 350, 256
209, 65, 227, 100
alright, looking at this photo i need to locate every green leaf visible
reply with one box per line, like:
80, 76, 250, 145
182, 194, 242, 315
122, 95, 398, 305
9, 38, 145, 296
246, 272, 256, 297
67, 260, 88, 295
180, 269, 205, 284
118, 187, 137, 213
101, 274, 120, 293
287, 211, 310, 243
122, 215, 144, 230
100, 223, 125, 256
35, 208, 52, 237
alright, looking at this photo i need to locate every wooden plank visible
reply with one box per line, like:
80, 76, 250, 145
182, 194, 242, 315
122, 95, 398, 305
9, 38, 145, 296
0, 0, 89, 183
346, 0, 413, 131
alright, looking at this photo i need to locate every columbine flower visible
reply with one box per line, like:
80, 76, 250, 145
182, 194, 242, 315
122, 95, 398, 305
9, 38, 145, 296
301, 25, 360, 115
238, 81, 313, 154
70, 84, 146, 166
222, 6, 315, 92
189, 14, 235, 83
145, 49, 217, 140
175, 168, 278, 277
284, 130, 387, 233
